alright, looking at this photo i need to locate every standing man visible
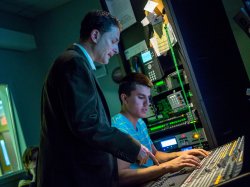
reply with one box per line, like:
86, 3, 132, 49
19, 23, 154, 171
112, 73, 209, 186
37, 10, 158, 187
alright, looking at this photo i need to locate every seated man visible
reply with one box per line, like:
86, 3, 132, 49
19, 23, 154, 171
111, 73, 209, 186
18, 146, 39, 187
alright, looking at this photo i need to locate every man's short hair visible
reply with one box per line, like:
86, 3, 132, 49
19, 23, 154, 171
80, 10, 121, 41
118, 73, 153, 103
22, 146, 39, 170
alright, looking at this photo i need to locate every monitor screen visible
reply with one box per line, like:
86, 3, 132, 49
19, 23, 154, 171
181, 146, 193, 151
160, 138, 177, 148
141, 50, 152, 63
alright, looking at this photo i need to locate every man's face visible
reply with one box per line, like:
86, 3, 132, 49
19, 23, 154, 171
94, 26, 120, 64
123, 84, 151, 119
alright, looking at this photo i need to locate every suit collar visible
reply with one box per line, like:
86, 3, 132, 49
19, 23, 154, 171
67, 44, 83, 56
73, 43, 96, 70
67, 44, 95, 70
67, 44, 111, 122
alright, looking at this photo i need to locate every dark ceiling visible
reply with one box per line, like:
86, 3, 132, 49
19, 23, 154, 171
0, 0, 72, 19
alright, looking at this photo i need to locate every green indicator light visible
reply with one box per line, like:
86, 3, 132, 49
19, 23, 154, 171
188, 91, 193, 97
150, 125, 165, 131
148, 117, 156, 122
168, 117, 187, 125
155, 80, 165, 86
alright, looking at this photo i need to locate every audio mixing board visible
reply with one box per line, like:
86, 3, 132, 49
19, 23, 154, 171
148, 136, 249, 187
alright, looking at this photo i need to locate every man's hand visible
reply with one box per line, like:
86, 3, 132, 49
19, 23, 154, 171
137, 144, 159, 166
180, 149, 210, 158
161, 153, 201, 173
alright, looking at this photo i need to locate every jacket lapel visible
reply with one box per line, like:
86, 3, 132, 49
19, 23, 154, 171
68, 44, 111, 124
94, 78, 111, 124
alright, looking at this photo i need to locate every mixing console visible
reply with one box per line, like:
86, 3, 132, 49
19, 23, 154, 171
181, 136, 244, 187
149, 136, 245, 187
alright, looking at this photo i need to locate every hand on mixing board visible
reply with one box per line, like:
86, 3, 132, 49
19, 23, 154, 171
179, 148, 210, 158
161, 153, 201, 173
137, 144, 159, 166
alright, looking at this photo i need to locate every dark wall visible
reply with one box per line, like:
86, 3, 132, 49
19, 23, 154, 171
0, 11, 43, 146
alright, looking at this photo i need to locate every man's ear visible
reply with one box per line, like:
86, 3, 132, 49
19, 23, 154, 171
90, 29, 100, 43
120, 93, 128, 104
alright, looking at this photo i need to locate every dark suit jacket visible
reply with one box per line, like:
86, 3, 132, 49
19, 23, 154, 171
37, 45, 141, 187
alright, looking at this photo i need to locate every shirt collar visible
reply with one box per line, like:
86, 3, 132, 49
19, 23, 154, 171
73, 43, 96, 70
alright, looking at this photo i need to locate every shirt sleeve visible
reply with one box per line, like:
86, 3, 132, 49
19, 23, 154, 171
111, 115, 129, 134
